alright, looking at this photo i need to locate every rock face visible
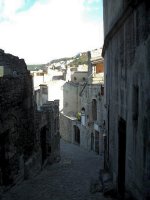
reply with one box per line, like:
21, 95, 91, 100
0, 50, 60, 192
103, 1, 150, 200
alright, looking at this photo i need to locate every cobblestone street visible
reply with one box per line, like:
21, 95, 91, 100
2, 140, 112, 200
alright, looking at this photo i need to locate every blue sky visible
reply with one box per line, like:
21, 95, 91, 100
16, 0, 103, 19
83, 0, 103, 20
0, 0, 103, 64
17, 0, 37, 12
17, 0, 49, 12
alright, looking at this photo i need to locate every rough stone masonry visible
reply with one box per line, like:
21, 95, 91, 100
0, 50, 60, 195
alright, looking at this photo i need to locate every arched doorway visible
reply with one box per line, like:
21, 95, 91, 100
74, 125, 80, 144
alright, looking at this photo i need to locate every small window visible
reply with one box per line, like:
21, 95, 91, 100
83, 77, 85, 81
74, 77, 77, 81
81, 107, 85, 112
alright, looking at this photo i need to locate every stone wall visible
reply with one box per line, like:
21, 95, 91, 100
0, 50, 35, 188
103, 0, 123, 36
103, 1, 150, 199
80, 83, 105, 155
0, 50, 60, 194
34, 84, 48, 110
63, 82, 81, 116
80, 126, 91, 151
40, 100, 60, 163
71, 71, 88, 83
59, 113, 76, 143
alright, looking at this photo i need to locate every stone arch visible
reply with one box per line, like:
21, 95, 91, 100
81, 107, 85, 112
74, 125, 80, 144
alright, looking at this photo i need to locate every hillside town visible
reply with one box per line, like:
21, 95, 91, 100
0, 1, 150, 200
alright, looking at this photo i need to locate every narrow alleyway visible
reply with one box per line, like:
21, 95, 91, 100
2, 140, 112, 200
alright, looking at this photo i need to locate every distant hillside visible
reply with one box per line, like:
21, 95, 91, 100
49, 57, 73, 64
27, 64, 44, 71
27, 51, 89, 71
46, 51, 88, 67
69, 53, 88, 67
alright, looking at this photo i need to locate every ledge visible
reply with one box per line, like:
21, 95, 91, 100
102, 0, 144, 57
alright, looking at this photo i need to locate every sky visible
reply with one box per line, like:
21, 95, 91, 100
0, 0, 103, 64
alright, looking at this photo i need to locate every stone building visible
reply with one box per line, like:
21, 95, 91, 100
103, 1, 150, 199
0, 50, 60, 193
71, 71, 88, 84
36, 100, 60, 165
35, 84, 48, 110
30, 70, 49, 90
32, 68, 65, 112
60, 49, 105, 162
79, 50, 105, 164
60, 77, 83, 142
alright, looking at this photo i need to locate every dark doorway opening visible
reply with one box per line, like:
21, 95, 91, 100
118, 117, 126, 197
95, 131, 99, 154
91, 132, 94, 151
0, 131, 13, 186
92, 99, 97, 121
74, 126, 80, 144
40, 126, 47, 164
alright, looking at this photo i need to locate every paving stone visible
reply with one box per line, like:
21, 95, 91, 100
2, 139, 113, 200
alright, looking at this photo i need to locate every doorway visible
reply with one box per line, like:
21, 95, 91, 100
74, 126, 80, 144
118, 117, 126, 196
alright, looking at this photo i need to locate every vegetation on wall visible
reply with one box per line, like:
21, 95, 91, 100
69, 54, 88, 67
49, 57, 73, 64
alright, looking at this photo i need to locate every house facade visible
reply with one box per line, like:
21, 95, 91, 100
79, 50, 105, 167
103, 1, 150, 199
